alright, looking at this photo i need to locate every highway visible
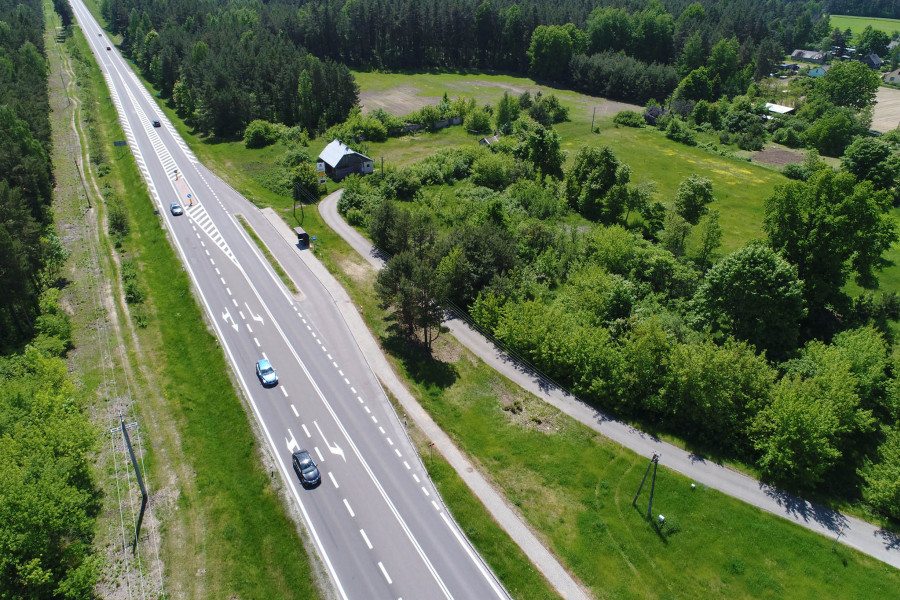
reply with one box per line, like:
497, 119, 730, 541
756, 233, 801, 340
68, 2, 510, 598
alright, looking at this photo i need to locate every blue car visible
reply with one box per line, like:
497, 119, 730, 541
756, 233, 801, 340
255, 359, 278, 387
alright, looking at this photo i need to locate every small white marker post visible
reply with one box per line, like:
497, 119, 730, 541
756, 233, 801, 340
832, 526, 845, 551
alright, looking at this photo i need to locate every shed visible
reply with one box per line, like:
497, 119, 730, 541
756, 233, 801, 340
860, 53, 883, 70
479, 132, 500, 146
318, 140, 374, 181
764, 102, 795, 115
791, 49, 826, 64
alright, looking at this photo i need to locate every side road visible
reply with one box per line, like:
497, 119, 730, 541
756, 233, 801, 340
241, 204, 590, 600
318, 190, 900, 572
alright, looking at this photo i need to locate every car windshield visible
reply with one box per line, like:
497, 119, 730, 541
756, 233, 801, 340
260, 365, 273, 375
302, 464, 318, 477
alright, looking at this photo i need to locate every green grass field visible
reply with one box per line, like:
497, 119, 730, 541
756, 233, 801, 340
830, 14, 900, 37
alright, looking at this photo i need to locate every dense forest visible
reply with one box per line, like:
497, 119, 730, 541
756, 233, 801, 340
0, 0, 59, 350
825, 0, 900, 18
100, 0, 835, 134
0, 1, 101, 598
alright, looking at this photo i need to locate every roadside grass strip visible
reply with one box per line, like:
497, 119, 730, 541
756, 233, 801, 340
237, 214, 300, 294
69, 21, 323, 600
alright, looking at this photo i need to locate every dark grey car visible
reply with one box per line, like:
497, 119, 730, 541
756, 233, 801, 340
291, 449, 321, 488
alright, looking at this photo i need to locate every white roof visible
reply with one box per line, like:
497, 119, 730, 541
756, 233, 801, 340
318, 139, 371, 167
765, 103, 794, 114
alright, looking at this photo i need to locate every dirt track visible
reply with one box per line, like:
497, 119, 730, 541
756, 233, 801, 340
872, 86, 900, 132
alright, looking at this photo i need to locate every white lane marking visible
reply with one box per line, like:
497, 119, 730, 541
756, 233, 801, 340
311, 332, 317, 338
302, 318, 307, 324
314, 421, 346, 462
200, 240, 205, 247
432, 500, 440, 511
239, 311, 245, 320
232, 298, 238, 307
332, 361, 338, 368
291, 404, 299, 417
247, 324, 253, 333
220, 277, 226, 285
364, 406, 371, 414
360, 529, 373, 550
317, 339, 322, 345
285, 429, 299, 452
345, 378, 350, 385
378, 562, 392, 585
221, 308, 239, 332
254, 337, 260, 347
262, 352, 268, 360
226, 287, 232, 295
371, 415, 378, 424
195, 233, 201, 239
281, 386, 288, 397
315, 447, 324, 462
210, 258, 215, 265
301, 424, 310, 438
327, 354, 333, 360
245, 302, 264, 325
350, 387, 356, 394
403, 461, 411, 470
329, 472, 339, 489
378, 426, 384, 434
306, 325, 312, 331
343, 499, 355, 517
413, 474, 420, 483
338, 370, 344, 377
358, 396, 364, 403
394, 449, 402, 458
205, 249, 209, 256
387, 438, 394, 446
421, 487, 430, 497
440, 511, 506, 598
215, 267, 220, 275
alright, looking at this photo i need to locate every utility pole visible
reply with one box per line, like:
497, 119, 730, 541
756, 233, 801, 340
632, 453, 661, 519
591, 106, 596, 132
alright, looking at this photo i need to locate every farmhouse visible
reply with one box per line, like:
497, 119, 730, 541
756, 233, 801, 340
318, 139, 374, 180
791, 49, 826, 63
860, 53, 883, 70
885, 68, 900, 84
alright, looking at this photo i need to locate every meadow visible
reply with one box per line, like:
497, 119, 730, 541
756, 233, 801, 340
830, 14, 900, 37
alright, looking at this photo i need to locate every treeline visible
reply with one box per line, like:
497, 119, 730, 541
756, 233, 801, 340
335, 92, 900, 516
98, 0, 831, 132
824, 0, 900, 18
1, 2, 101, 598
0, 0, 57, 350
101, 0, 359, 137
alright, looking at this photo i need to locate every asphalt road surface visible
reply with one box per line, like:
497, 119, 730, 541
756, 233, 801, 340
68, 3, 510, 598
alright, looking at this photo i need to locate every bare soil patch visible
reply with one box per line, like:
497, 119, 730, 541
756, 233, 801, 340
872, 86, 900, 132
751, 147, 803, 166
359, 85, 442, 115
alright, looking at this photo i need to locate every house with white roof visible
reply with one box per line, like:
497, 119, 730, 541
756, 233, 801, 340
318, 139, 374, 180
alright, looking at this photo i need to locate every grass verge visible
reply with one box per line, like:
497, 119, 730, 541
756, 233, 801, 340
66, 21, 323, 600
98, 54, 900, 594
237, 214, 299, 294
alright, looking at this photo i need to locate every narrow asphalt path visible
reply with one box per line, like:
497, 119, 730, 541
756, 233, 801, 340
319, 190, 900, 572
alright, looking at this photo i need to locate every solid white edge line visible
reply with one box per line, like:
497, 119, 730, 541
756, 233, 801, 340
67, 12, 352, 595
440, 511, 506, 599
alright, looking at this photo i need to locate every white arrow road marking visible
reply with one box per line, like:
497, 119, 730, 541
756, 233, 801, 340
286, 428, 299, 453
314, 420, 346, 462
246, 302, 264, 325
222, 308, 239, 332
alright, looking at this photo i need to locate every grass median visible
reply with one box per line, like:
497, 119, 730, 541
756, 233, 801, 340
66, 22, 323, 600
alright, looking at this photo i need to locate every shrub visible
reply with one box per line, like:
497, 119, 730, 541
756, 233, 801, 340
243, 119, 283, 148
665, 118, 696, 146
464, 109, 492, 134
108, 201, 129, 239
782, 163, 807, 180
613, 111, 644, 128
282, 126, 309, 147
278, 146, 310, 168
471, 153, 519, 190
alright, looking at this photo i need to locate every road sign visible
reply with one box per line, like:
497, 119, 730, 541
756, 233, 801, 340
113, 140, 127, 147
316, 162, 326, 173
318, 177, 327, 185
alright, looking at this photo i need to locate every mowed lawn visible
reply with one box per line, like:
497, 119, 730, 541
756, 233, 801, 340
830, 14, 900, 37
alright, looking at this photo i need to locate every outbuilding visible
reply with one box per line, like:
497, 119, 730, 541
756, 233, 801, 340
318, 139, 374, 181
